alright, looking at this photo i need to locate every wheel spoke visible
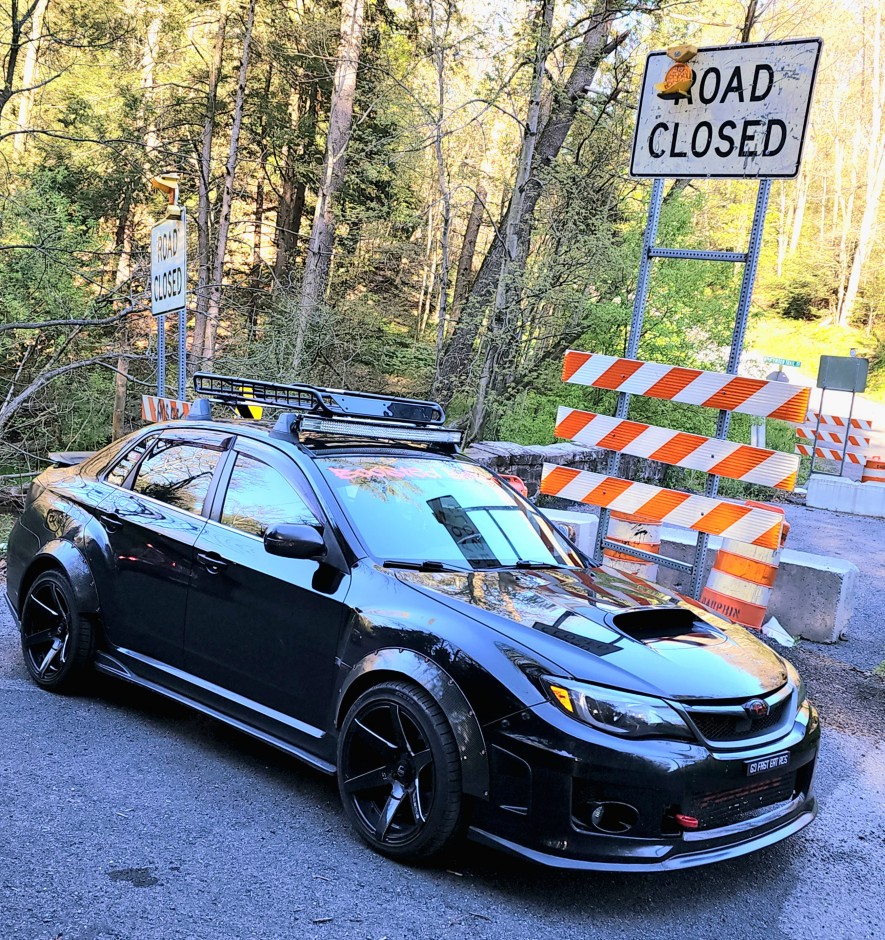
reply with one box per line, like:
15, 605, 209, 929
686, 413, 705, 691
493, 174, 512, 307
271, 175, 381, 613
23, 628, 56, 648
354, 718, 397, 751
342, 764, 390, 794
29, 594, 61, 618
389, 704, 413, 754
49, 583, 66, 615
59, 630, 71, 665
412, 748, 433, 773
38, 639, 62, 676
375, 781, 406, 841
408, 783, 426, 824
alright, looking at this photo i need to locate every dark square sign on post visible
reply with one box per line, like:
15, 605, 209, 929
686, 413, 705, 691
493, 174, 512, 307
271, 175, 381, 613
817, 355, 869, 393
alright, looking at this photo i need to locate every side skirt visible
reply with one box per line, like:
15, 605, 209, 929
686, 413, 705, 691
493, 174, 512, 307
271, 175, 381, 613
94, 651, 336, 776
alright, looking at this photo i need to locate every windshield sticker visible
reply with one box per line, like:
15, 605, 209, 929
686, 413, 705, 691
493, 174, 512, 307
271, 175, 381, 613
327, 461, 483, 483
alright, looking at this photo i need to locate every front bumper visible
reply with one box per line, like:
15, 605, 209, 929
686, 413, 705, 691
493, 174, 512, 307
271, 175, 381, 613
469, 698, 820, 872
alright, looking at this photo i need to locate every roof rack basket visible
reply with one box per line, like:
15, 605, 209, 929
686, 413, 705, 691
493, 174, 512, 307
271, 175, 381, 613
193, 372, 448, 427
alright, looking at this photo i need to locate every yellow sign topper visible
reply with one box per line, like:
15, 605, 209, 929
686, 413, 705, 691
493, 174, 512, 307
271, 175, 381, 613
654, 44, 698, 99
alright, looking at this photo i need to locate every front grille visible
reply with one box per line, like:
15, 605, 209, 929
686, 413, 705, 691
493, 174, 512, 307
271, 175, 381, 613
689, 698, 791, 742
691, 773, 796, 830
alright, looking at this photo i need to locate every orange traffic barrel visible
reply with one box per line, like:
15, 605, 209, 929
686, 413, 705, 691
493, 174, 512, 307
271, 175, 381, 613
862, 457, 885, 484
602, 512, 661, 581
700, 501, 789, 630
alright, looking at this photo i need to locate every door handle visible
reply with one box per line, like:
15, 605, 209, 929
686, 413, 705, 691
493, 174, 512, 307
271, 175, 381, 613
196, 550, 229, 574
99, 512, 123, 533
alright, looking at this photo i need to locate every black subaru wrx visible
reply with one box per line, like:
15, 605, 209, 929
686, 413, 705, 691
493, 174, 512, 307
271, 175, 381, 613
4, 374, 819, 871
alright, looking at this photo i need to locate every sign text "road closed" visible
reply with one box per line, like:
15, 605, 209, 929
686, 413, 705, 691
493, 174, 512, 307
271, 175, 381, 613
150, 217, 187, 316
631, 39, 822, 179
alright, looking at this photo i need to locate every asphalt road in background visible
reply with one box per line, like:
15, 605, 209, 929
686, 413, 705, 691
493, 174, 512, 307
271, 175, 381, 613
1, 505, 884, 940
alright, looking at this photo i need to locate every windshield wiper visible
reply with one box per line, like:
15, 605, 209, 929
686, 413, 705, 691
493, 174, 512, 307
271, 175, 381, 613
508, 559, 559, 569
382, 559, 469, 573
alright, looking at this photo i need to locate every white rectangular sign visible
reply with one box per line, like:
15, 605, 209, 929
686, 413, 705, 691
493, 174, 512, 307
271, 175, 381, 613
631, 38, 822, 179
150, 215, 187, 316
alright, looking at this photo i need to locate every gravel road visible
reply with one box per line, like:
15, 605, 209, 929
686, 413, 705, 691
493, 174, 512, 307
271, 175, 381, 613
1, 506, 884, 940
779, 503, 885, 671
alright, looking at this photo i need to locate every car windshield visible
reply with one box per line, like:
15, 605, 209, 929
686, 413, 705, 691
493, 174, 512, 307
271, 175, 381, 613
317, 455, 582, 570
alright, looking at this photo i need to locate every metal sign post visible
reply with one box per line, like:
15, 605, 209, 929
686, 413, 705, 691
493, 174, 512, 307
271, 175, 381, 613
149, 174, 187, 399
588, 37, 822, 599
688, 179, 770, 599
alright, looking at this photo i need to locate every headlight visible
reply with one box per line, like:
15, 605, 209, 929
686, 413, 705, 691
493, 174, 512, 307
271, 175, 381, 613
542, 677, 693, 740
783, 659, 807, 705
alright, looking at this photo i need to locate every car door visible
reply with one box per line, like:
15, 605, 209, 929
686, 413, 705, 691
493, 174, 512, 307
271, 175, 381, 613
183, 439, 350, 733
95, 429, 230, 667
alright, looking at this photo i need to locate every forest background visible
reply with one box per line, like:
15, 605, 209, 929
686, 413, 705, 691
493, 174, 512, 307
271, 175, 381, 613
1, 0, 884, 494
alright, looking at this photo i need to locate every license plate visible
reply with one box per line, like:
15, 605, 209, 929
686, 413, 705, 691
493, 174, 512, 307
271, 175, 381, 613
746, 752, 790, 776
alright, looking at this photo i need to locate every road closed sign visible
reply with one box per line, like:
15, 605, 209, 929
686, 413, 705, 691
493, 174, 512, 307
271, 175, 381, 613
150, 215, 187, 316
631, 38, 822, 179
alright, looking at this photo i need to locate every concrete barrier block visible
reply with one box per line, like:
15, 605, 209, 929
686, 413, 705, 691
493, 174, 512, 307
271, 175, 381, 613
656, 526, 857, 644
534, 511, 855, 643
806, 473, 885, 517
542, 509, 599, 555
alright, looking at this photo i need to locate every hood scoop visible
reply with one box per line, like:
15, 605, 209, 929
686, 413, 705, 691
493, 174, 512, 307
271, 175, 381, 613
611, 607, 727, 647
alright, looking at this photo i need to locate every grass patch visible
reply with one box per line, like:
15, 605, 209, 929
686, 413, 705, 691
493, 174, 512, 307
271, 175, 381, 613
748, 313, 883, 401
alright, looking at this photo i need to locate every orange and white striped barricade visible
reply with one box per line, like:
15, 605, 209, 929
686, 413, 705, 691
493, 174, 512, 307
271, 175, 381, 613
802, 411, 873, 431
794, 443, 866, 465
540, 465, 785, 550
862, 457, 885, 484
554, 406, 800, 491
142, 395, 191, 423
700, 502, 789, 630
601, 512, 661, 580
562, 351, 811, 423
796, 427, 872, 450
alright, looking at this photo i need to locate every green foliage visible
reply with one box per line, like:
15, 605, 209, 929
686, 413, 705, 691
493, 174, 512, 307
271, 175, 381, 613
768, 250, 838, 320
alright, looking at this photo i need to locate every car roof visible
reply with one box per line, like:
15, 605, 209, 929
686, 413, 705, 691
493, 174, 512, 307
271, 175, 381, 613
148, 418, 464, 461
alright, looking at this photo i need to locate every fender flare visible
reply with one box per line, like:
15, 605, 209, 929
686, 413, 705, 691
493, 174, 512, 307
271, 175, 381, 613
21, 539, 101, 616
336, 648, 490, 799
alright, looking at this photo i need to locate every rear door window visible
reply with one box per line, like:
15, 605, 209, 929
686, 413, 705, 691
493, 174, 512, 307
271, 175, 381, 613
132, 438, 224, 515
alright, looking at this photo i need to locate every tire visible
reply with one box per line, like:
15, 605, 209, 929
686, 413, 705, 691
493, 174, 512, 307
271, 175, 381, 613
337, 680, 464, 862
20, 570, 96, 692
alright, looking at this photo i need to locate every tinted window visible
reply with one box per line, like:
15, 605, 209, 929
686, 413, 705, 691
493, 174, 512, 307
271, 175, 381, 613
132, 440, 221, 513
221, 454, 318, 537
106, 435, 155, 487
318, 456, 581, 570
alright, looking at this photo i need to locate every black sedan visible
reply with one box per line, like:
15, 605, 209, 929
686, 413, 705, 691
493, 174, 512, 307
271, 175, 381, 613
4, 381, 819, 870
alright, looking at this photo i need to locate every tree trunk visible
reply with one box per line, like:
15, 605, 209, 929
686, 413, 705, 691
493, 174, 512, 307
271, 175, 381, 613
12, 0, 49, 152
112, 357, 130, 440
140, 13, 162, 153
450, 184, 486, 316
191, 2, 229, 367
439, 5, 626, 406
273, 81, 316, 281
294, 0, 366, 374
838, 6, 885, 326
0, 0, 33, 121
249, 61, 273, 333
466, 0, 555, 440
203, 0, 258, 366
427, 0, 454, 366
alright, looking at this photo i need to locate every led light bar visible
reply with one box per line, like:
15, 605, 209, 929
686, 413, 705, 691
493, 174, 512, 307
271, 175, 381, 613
299, 416, 462, 445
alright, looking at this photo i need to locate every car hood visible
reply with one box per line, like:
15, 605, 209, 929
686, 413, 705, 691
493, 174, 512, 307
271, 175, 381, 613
393, 565, 787, 702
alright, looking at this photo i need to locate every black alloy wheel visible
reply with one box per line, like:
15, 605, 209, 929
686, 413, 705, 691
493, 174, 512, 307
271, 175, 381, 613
20, 570, 95, 691
337, 680, 463, 861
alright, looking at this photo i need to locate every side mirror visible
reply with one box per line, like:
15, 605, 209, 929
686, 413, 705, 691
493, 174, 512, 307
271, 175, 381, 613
264, 523, 327, 560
